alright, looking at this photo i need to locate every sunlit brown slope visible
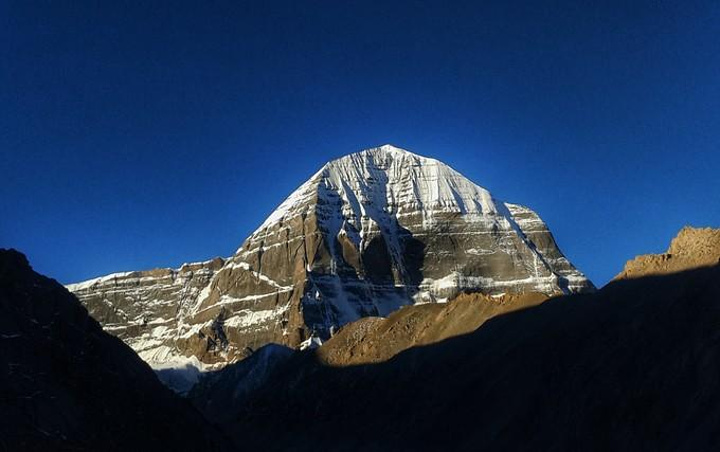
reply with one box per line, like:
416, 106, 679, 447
616, 226, 720, 279
318, 292, 547, 366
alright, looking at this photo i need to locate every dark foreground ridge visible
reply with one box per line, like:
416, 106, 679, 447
195, 263, 720, 451
0, 249, 232, 451
4, 243, 720, 451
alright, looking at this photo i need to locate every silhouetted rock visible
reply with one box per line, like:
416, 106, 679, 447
0, 249, 232, 451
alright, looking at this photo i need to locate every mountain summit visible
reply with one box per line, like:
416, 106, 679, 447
69, 145, 593, 370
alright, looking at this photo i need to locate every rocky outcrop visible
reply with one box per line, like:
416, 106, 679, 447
69, 145, 593, 369
0, 249, 231, 451
616, 226, 720, 280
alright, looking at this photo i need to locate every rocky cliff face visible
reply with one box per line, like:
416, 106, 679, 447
0, 249, 231, 451
616, 226, 720, 280
69, 145, 593, 369
67, 258, 226, 379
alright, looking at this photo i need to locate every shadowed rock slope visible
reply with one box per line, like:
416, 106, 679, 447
0, 249, 232, 451
195, 258, 720, 450
189, 291, 549, 420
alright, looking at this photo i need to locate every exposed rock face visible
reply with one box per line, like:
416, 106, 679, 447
67, 258, 226, 374
0, 249, 231, 451
69, 145, 592, 368
616, 226, 720, 280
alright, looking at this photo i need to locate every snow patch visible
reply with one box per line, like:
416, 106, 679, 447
144, 346, 216, 394
299, 336, 323, 351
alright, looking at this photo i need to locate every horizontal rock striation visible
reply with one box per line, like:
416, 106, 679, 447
67, 258, 226, 371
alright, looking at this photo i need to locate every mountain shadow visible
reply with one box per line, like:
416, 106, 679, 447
0, 249, 233, 452
194, 263, 720, 451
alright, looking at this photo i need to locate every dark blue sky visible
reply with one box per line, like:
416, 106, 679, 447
2, 0, 719, 286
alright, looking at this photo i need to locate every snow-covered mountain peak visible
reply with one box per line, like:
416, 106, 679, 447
254, 144, 500, 237
330, 144, 436, 168
357, 143, 424, 158
251, 145, 443, 235
70, 144, 594, 372
320, 144, 496, 218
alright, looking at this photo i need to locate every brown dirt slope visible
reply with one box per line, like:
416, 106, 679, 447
318, 292, 548, 366
616, 226, 720, 280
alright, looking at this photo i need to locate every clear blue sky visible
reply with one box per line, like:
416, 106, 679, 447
2, 0, 719, 286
